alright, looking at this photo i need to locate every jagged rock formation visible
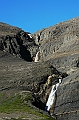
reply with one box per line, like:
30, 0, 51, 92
0, 18, 79, 120
33, 18, 79, 73
0, 22, 39, 61
32, 17, 79, 120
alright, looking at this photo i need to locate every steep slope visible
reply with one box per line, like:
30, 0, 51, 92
33, 17, 79, 73
0, 22, 21, 37
0, 18, 79, 120
0, 22, 61, 120
32, 17, 79, 120
54, 69, 79, 120
0, 22, 39, 61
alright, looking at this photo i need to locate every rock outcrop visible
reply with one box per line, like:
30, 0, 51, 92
32, 17, 79, 120
54, 69, 79, 120
33, 18, 79, 73
0, 22, 39, 61
0, 18, 79, 120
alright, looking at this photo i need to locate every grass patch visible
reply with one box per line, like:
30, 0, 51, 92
0, 92, 56, 120
0, 93, 32, 113
0, 93, 4, 98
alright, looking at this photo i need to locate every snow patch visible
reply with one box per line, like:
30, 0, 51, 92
28, 34, 32, 38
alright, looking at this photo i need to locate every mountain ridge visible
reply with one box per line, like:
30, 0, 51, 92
0, 17, 79, 120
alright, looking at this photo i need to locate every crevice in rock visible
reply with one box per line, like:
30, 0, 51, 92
31, 71, 68, 117
77, 60, 79, 67
0, 31, 36, 62
32, 94, 46, 111
19, 45, 32, 62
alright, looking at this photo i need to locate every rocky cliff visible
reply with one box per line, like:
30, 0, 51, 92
32, 17, 79, 120
33, 18, 79, 73
0, 18, 79, 120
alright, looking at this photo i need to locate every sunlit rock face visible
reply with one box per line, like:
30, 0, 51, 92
32, 18, 79, 120
33, 18, 79, 73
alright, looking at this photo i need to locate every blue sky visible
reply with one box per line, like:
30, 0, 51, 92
0, 0, 79, 33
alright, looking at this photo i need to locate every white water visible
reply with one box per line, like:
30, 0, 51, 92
46, 79, 61, 111
34, 52, 40, 62
28, 34, 32, 38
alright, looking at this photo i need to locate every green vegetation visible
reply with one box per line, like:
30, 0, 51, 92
0, 93, 33, 113
0, 92, 56, 120
0, 93, 4, 97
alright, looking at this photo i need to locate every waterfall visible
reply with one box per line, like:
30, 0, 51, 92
28, 34, 32, 38
45, 79, 62, 113
34, 52, 40, 62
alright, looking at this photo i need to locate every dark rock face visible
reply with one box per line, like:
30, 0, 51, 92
0, 18, 79, 120
54, 69, 79, 120
0, 23, 39, 61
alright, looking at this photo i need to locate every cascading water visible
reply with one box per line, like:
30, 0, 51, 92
28, 33, 32, 38
45, 79, 62, 115
34, 51, 40, 62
